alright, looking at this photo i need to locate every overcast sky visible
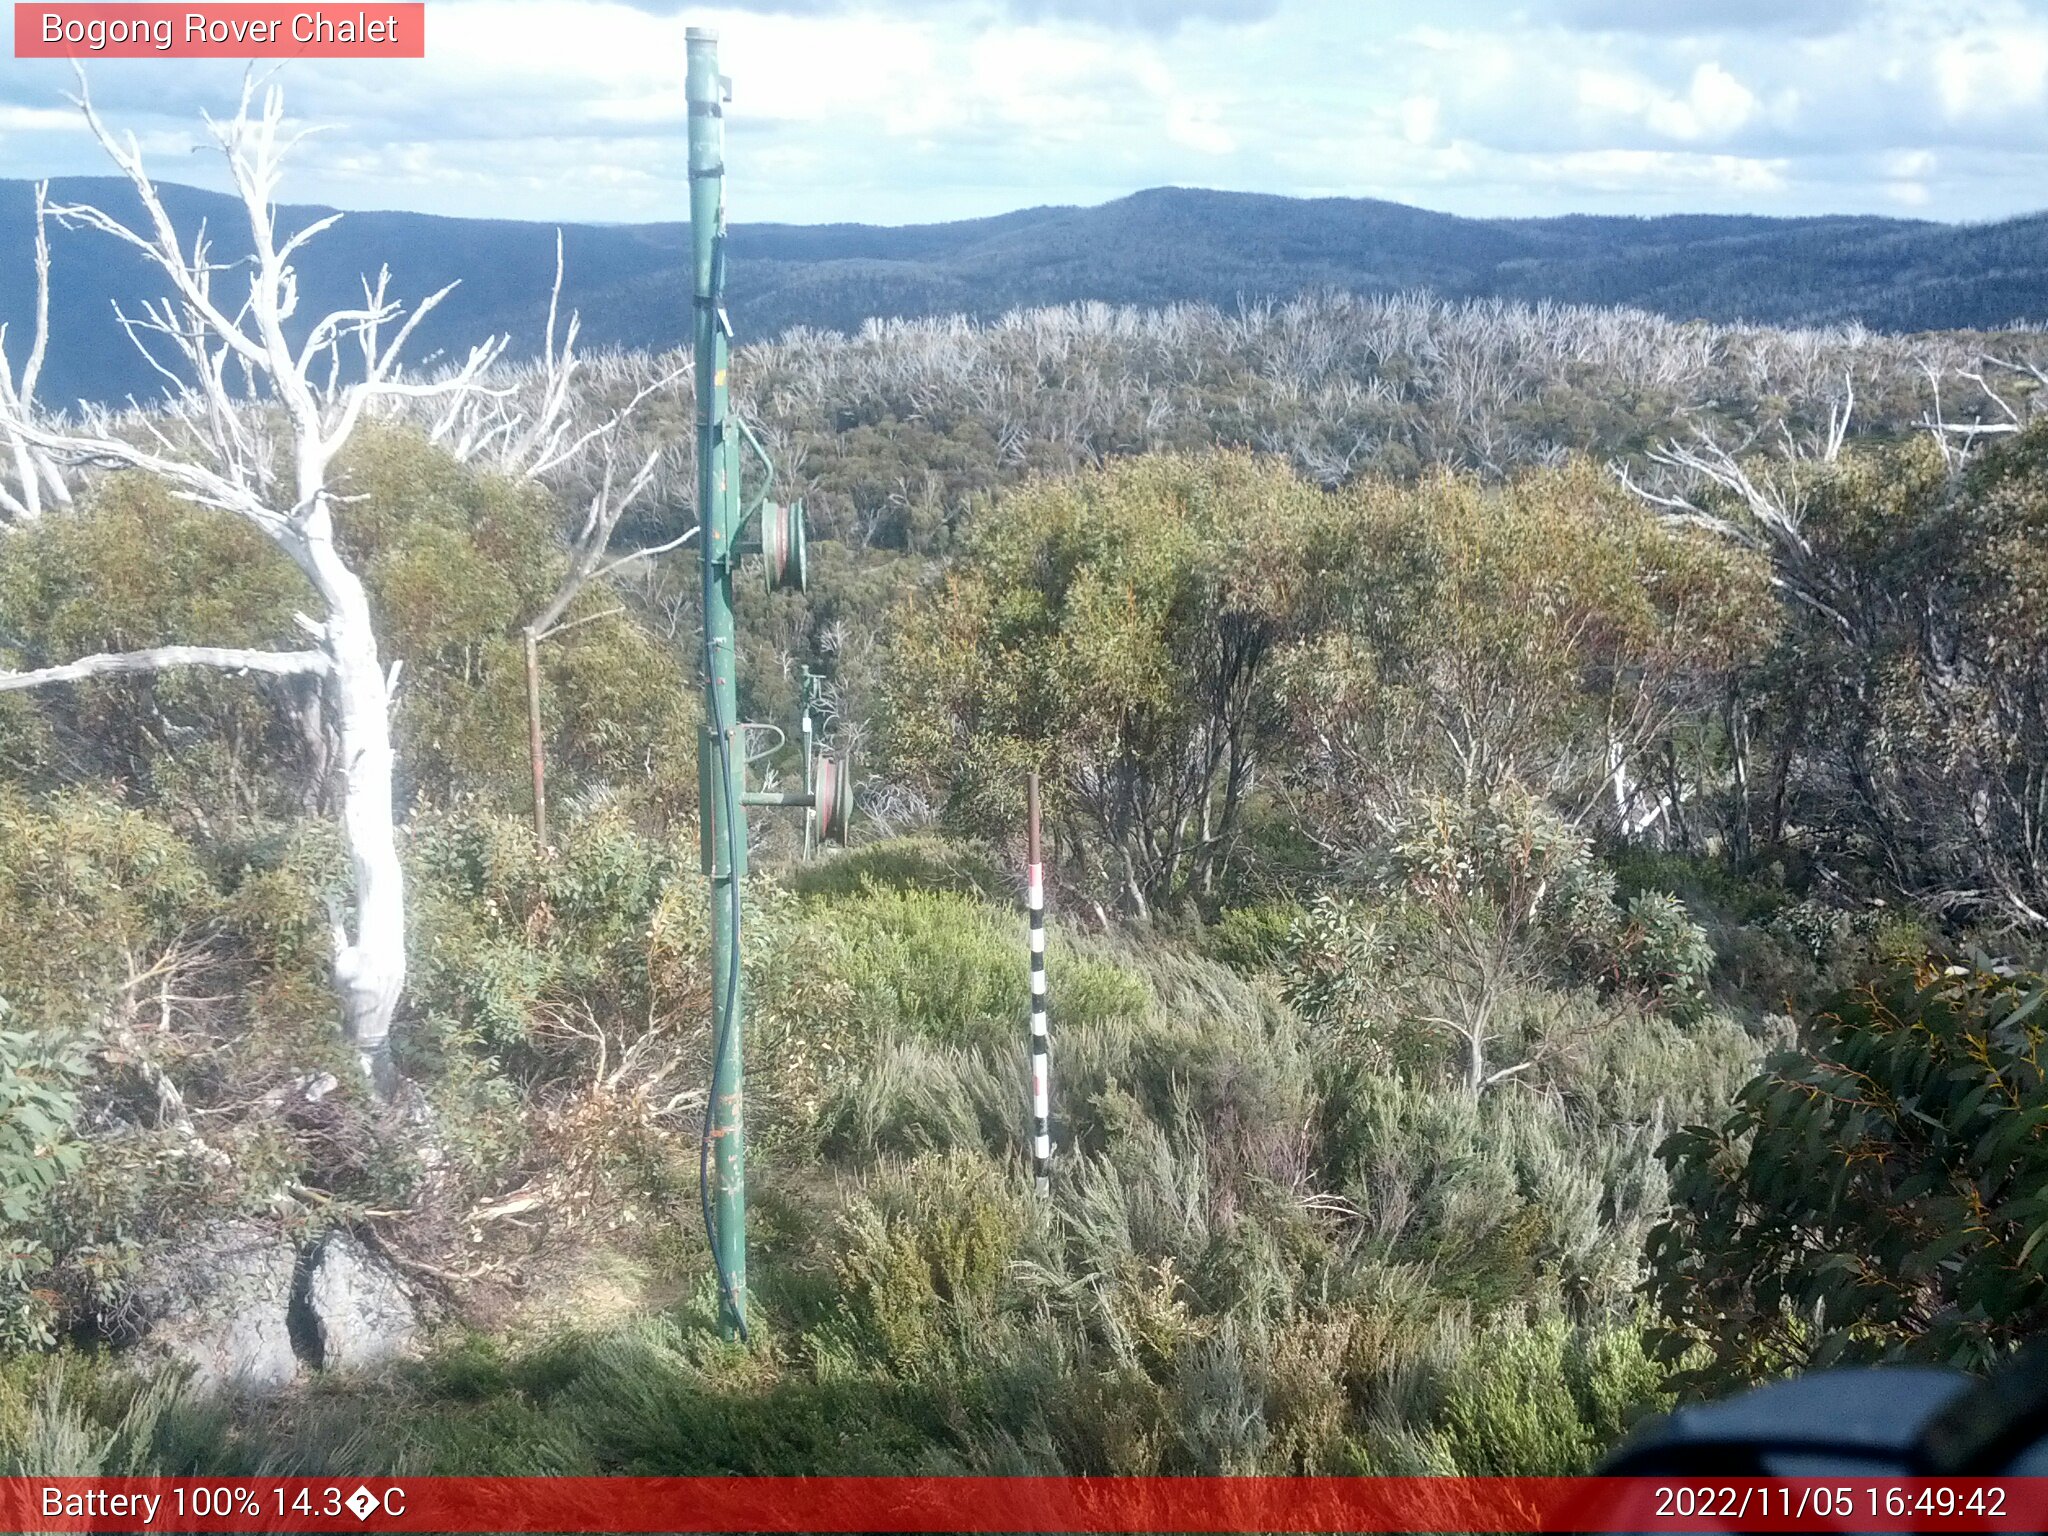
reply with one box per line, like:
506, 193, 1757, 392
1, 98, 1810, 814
3, 0, 2046, 226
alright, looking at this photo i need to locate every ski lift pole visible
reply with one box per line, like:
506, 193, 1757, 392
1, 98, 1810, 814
687, 30, 846, 1338
1027, 773, 1052, 1196
688, 25, 747, 1340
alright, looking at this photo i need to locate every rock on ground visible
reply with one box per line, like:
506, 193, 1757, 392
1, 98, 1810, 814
124, 1219, 300, 1393
302, 1231, 418, 1371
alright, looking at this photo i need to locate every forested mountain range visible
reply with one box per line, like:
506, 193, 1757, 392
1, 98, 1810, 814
5, 176, 2046, 406
7, 125, 2048, 1472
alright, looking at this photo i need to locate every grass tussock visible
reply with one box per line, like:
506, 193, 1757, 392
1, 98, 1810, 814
2, 843, 1747, 1474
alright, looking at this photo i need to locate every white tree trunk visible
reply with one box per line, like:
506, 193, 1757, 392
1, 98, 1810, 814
5, 434, 43, 521
302, 520, 405, 1090
0, 80, 505, 1097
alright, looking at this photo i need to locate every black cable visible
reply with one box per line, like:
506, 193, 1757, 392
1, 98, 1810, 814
688, 205, 750, 1341
699, 611, 751, 1343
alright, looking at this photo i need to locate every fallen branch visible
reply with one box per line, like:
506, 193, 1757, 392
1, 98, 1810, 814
360, 1221, 496, 1285
0, 644, 330, 692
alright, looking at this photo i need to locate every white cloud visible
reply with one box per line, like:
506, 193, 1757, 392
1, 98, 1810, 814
1167, 97, 1235, 154
0, 105, 81, 132
1574, 61, 1756, 143
1652, 62, 1758, 140
2, 0, 2048, 225
1576, 67, 1653, 121
1398, 94, 1439, 145
1530, 147, 1789, 194
1933, 27, 2048, 120
1545, 0, 1866, 36
964, 27, 1148, 139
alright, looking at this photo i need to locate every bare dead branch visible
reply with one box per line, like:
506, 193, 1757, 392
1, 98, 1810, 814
0, 644, 331, 692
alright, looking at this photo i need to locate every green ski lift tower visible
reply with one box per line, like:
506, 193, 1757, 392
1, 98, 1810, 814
688, 26, 852, 1340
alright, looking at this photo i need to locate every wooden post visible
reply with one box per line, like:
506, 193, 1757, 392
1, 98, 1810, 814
523, 628, 548, 849
1027, 772, 1052, 1196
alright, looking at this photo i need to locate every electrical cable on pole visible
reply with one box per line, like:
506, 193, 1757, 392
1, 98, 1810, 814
687, 26, 849, 1338
688, 25, 750, 1340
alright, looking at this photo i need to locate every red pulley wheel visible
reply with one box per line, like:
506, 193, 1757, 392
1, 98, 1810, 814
762, 499, 808, 594
814, 752, 853, 847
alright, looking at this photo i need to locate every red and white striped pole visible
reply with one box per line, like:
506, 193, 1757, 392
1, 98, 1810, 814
1026, 772, 1052, 1196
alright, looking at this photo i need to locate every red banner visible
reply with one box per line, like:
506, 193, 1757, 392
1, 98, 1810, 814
0, 1476, 2043, 1533
13, 4, 424, 57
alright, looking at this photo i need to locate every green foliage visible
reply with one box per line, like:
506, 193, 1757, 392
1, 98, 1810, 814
0, 893, 1720, 1479
0, 426, 697, 833
763, 882, 1149, 1160
802, 889, 1029, 1054
1391, 787, 1624, 958
0, 1353, 202, 1474
402, 802, 714, 1202
811, 1039, 1011, 1162
1396, 790, 1715, 1015
1313, 1047, 1668, 1311
0, 799, 323, 1341
409, 802, 688, 1058
783, 836, 1008, 903
0, 788, 214, 1031
0, 474, 315, 826
1729, 426, 2048, 926
1286, 463, 1773, 846
1613, 892, 1718, 1021
1408, 1314, 1672, 1476
1279, 791, 1715, 1090
832, 1151, 1033, 1364
214, 819, 359, 1047
800, 887, 1147, 1058
1647, 958, 2048, 1389
0, 1006, 90, 1347
1199, 902, 1303, 975
1279, 894, 1419, 1057
885, 451, 1327, 909
3, 331, 2018, 1488
337, 425, 699, 820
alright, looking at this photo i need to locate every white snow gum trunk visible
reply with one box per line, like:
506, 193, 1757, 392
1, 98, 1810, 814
303, 513, 405, 1088
0, 81, 506, 1095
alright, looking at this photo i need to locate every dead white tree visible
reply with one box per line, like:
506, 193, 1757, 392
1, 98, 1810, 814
1921, 354, 2048, 469
0, 78, 506, 1093
422, 234, 689, 846
517, 434, 685, 846
0, 182, 74, 525
1615, 380, 1860, 641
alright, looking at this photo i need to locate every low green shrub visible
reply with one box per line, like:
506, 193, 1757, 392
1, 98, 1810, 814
1199, 902, 1304, 976
785, 836, 1008, 903
0, 788, 215, 1032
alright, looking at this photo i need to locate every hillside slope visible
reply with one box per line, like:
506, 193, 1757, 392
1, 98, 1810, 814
5, 178, 2042, 404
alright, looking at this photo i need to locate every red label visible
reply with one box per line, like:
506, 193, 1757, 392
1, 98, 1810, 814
14, 3, 424, 56
0, 1477, 2042, 1533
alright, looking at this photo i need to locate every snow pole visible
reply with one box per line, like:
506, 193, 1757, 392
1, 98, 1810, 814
1027, 772, 1052, 1196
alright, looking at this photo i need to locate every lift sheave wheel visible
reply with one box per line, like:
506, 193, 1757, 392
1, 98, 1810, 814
814, 751, 854, 847
761, 499, 808, 594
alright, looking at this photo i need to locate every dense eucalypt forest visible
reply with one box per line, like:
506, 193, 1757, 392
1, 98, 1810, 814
3, 95, 2048, 1475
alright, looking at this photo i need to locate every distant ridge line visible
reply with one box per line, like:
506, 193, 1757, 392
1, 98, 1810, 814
2, 178, 2044, 404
